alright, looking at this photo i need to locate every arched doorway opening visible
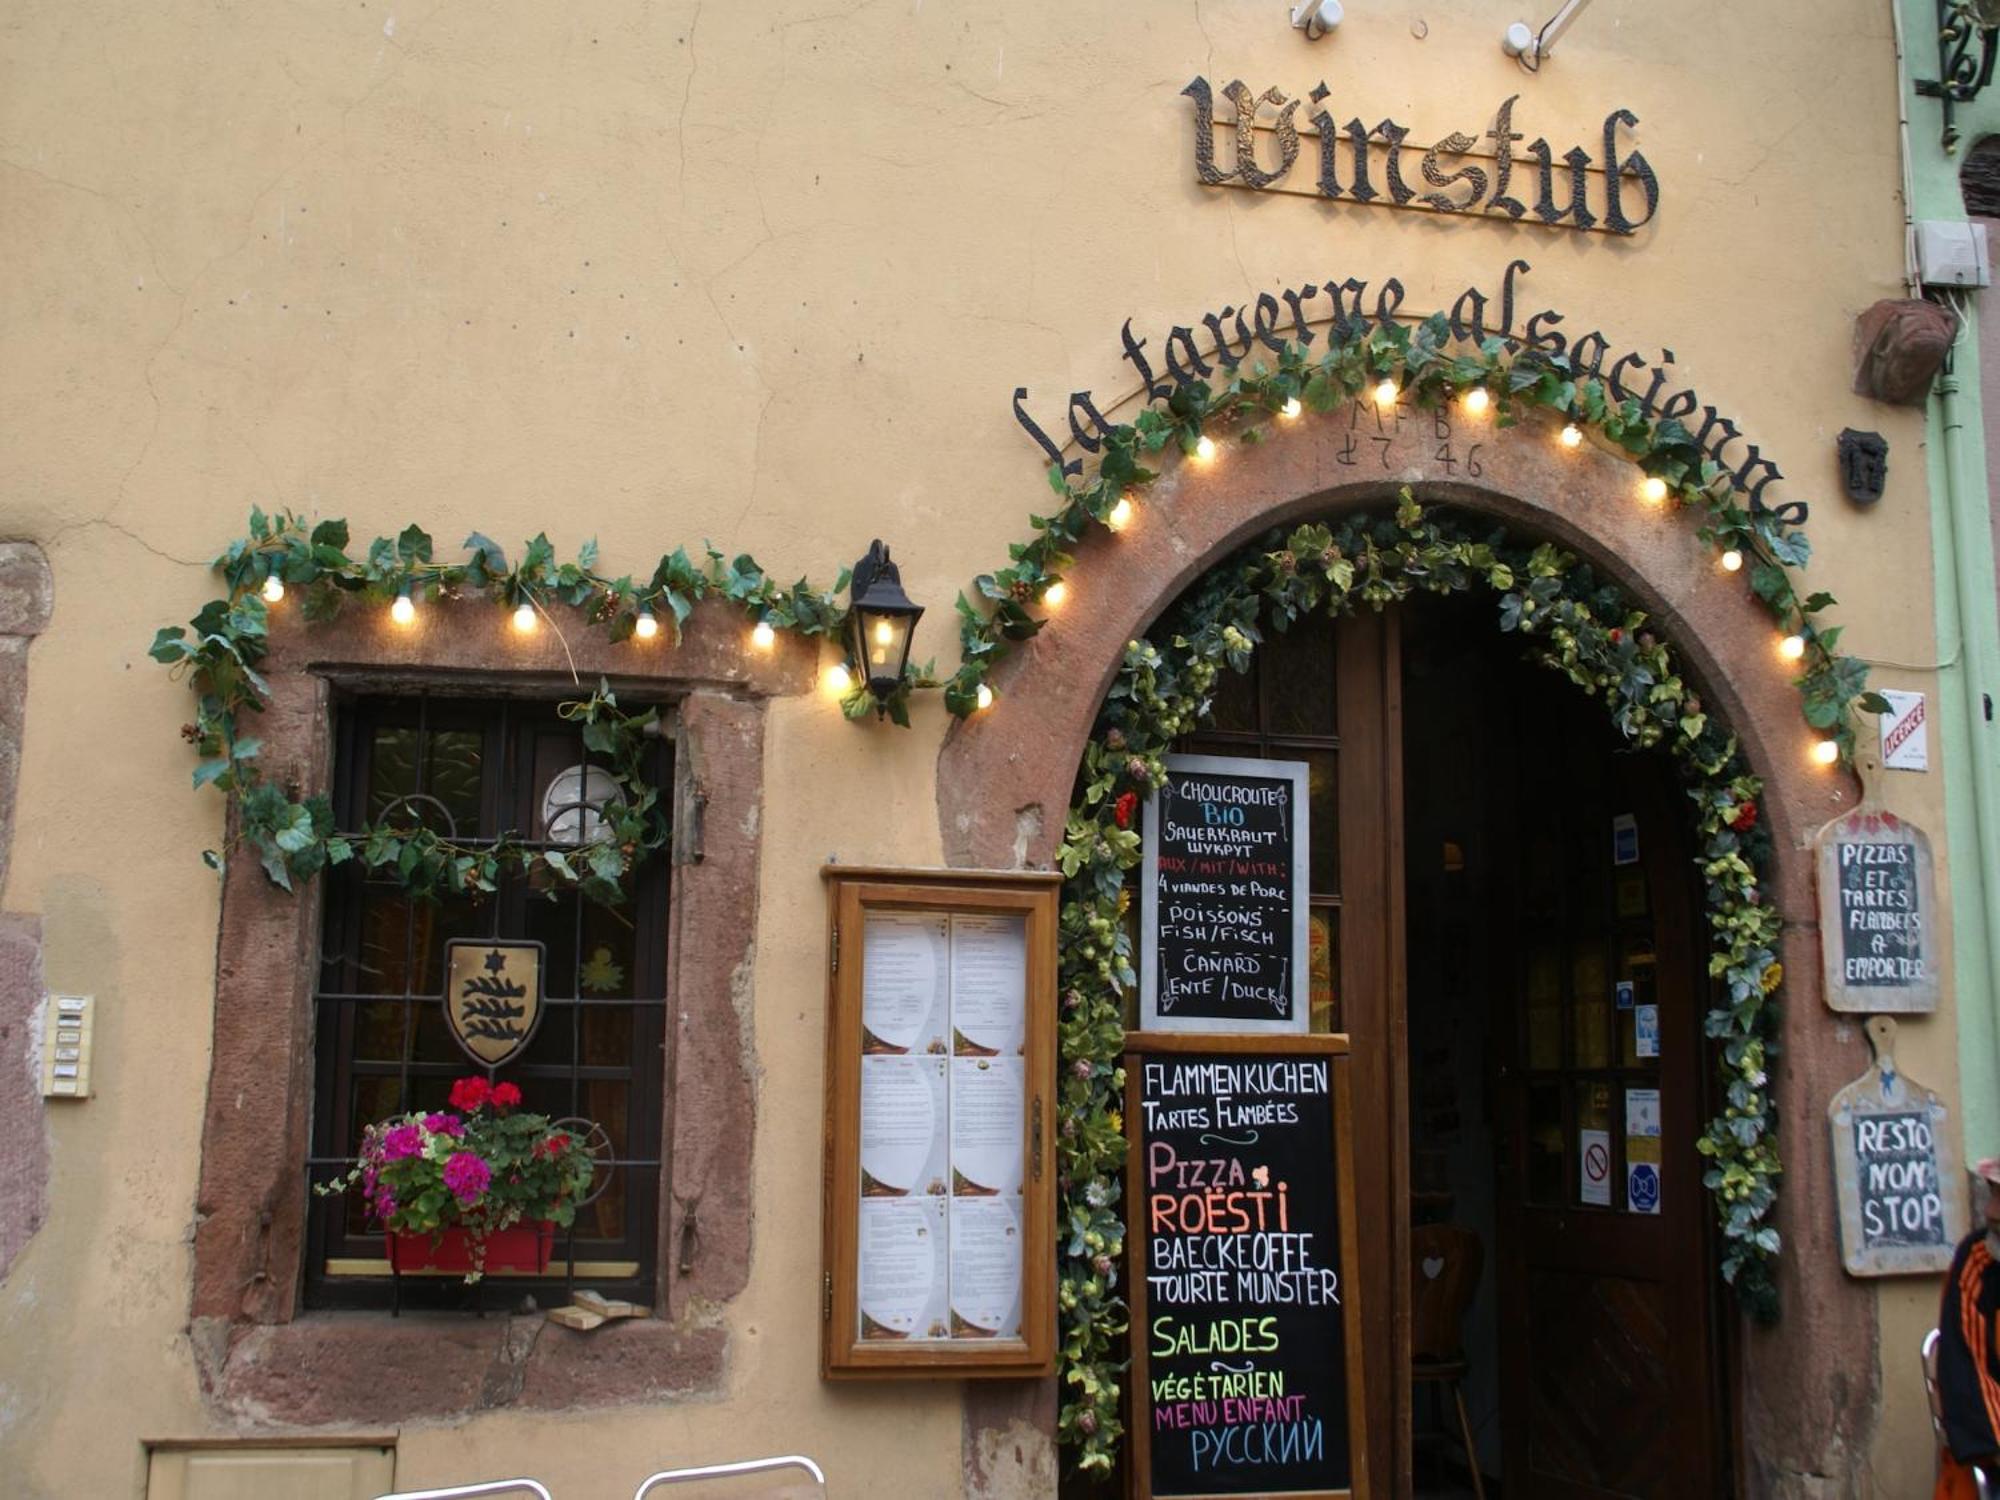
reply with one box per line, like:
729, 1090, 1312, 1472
941, 411, 1878, 1496
1052, 520, 1731, 1497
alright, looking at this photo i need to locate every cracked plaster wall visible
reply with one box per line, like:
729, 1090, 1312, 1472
0, 2, 1955, 1495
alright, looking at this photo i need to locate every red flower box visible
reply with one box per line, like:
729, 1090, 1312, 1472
386, 1220, 556, 1276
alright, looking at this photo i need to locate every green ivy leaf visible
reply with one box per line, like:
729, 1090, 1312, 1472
396, 524, 434, 566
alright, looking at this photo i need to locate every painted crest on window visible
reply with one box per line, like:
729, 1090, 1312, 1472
444, 939, 545, 1068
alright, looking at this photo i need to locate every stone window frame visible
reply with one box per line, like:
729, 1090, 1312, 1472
189, 599, 810, 1426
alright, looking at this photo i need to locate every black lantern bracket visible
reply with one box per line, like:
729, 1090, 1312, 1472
1916, 0, 2000, 153
846, 540, 924, 719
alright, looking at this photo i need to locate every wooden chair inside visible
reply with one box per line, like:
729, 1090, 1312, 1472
1411, 1223, 1486, 1500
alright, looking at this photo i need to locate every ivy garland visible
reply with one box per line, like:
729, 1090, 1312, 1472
150, 509, 861, 899
943, 312, 1882, 763
1052, 493, 1793, 1474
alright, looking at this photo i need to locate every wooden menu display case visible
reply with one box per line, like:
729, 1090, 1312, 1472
820, 867, 1058, 1378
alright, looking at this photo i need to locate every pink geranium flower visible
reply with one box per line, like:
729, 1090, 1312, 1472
380, 1123, 424, 1162
422, 1112, 464, 1137
443, 1151, 492, 1206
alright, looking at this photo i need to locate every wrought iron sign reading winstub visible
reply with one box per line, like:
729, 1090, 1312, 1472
1182, 78, 1659, 236
1916, 0, 2000, 153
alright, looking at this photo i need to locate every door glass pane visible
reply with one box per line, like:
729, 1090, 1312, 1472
1206, 660, 1260, 733
1571, 943, 1611, 1069
1266, 619, 1337, 737
1526, 1082, 1564, 1205
1526, 948, 1562, 1071
1309, 906, 1339, 1033
1305, 750, 1339, 897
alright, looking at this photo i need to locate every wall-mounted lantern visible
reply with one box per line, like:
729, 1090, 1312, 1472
848, 541, 924, 714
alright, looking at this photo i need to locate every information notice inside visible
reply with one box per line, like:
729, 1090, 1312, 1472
1125, 1034, 1366, 1499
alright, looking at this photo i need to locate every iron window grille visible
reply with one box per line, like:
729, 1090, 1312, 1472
304, 692, 671, 1312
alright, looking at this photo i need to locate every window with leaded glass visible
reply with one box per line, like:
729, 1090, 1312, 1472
305, 694, 670, 1310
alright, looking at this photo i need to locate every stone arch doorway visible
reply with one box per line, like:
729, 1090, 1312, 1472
940, 404, 1878, 1495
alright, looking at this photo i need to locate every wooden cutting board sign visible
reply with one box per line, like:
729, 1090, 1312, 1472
1828, 1015, 1964, 1276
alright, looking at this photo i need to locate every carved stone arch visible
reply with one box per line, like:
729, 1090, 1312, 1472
939, 405, 1878, 1486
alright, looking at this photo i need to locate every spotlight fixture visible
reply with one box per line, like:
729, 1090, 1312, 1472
1289, 0, 1342, 40
1502, 0, 1595, 71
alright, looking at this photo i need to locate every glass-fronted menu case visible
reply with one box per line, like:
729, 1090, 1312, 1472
820, 868, 1058, 1378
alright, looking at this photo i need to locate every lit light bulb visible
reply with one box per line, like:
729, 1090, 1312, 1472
261, 573, 285, 603
1194, 434, 1217, 462
1560, 423, 1583, 448
1720, 548, 1744, 573
1373, 379, 1398, 407
751, 620, 777, 650
825, 662, 853, 694
975, 683, 995, 711
1463, 387, 1491, 416
512, 602, 538, 633
1640, 476, 1669, 504
390, 592, 416, 626
1107, 496, 1135, 532
1044, 580, 1069, 608
1779, 633, 1806, 661
1812, 738, 1840, 767
873, 618, 894, 647
1280, 397, 1302, 420
633, 609, 660, 640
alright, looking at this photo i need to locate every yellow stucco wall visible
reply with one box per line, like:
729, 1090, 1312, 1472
0, 2, 1962, 1495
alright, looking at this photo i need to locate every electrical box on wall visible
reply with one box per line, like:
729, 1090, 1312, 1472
1915, 220, 1992, 288
41, 994, 93, 1098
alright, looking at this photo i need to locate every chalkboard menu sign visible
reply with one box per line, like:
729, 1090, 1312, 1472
1124, 1034, 1368, 1499
1829, 1016, 1964, 1276
1140, 754, 1311, 1034
1815, 809, 1939, 1013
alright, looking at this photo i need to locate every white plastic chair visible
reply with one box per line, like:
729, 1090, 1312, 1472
375, 1482, 554, 1500
632, 1455, 826, 1498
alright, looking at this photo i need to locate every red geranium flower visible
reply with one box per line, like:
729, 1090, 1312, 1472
1114, 791, 1138, 830
1731, 802, 1758, 833
491, 1081, 523, 1110
448, 1076, 491, 1112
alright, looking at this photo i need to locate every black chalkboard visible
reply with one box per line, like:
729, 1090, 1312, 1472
1850, 1110, 1950, 1252
1124, 1035, 1366, 1499
1141, 754, 1310, 1034
1834, 839, 1925, 988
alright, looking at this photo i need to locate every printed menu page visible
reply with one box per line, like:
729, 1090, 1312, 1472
862, 913, 949, 1055
857, 909, 1029, 1342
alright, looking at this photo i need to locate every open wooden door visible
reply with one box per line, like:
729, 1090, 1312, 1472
1488, 696, 1726, 1498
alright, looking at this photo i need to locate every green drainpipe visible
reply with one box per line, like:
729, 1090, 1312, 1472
1934, 342, 2000, 1151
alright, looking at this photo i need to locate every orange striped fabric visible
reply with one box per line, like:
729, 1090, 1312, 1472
1962, 1242, 2000, 1444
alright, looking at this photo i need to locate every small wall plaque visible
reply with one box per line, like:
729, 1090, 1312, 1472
1830, 1016, 1963, 1276
41, 993, 92, 1099
444, 940, 545, 1068
1815, 809, 1939, 1013
1837, 428, 1888, 505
